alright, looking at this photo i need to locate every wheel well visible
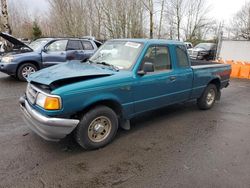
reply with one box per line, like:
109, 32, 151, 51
79, 100, 123, 118
16, 61, 39, 76
209, 78, 221, 91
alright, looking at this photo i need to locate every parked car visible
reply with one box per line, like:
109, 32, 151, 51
184, 42, 193, 49
20, 39, 231, 150
188, 43, 217, 60
0, 32, 101, 81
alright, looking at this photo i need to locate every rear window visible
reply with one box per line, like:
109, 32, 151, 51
67, 40, 83, 50
176, 45, 189, 68
82, 41, 94, 50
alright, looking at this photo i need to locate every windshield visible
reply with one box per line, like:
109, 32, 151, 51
29, 39, 50, 51
194, 43, 215, 50
89, 41, 143, 70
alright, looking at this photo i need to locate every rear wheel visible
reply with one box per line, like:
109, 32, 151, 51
17, 63, 37, 81
197, 84, 218, 110
75, 106, 118, 150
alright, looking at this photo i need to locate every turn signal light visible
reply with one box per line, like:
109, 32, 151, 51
44, 97, 61, 110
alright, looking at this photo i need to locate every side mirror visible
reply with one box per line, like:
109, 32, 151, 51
138, 62, 154, 75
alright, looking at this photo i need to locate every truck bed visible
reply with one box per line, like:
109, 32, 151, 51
190, 60, 231, 99
191, 60, 230, 70
191, 60, 220, 66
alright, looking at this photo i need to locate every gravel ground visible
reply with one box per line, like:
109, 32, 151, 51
0, 72, 249, 188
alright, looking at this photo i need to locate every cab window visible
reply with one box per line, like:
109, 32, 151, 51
142, 45, 171, 72
82, 41, 94, 50
176, 45, 189, 68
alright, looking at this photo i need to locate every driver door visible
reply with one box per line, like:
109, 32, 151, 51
42, 40, 68, 67
133, 45, 177, 113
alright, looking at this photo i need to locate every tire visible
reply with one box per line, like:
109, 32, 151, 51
17, 63, 37, 81
197, 84, 218, 110
75, 106, 118, 150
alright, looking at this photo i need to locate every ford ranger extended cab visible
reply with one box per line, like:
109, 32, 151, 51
19, 39, 231, 150
0, 32, 101, 81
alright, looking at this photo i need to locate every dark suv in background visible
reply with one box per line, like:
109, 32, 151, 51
188, 43, 217, 61
0, 33, 102, 81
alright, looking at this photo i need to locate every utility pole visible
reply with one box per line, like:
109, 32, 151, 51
216, 22, 223, 60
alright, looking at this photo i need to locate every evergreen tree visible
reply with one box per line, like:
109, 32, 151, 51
32, 21, 42, 40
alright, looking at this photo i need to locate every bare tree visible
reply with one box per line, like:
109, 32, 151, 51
86, 0, 103, 39
47, 0, 89, 37
166, 0, 185, 40
3, 0, 215, 42
8, 1, 33, 38
184, 0, 212, 41
158, 0, 165, 38
142, 0, 154, 38
97, 0, 145, 39
231, 2, 250, 40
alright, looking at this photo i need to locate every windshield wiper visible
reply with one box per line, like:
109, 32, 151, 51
87, 59, 94, 63
96, 62, 119, 71
80, 59, 94, 64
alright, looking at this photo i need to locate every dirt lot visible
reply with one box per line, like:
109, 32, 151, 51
0, 72, 249, 188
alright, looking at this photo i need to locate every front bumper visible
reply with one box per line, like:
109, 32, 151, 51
0, 62, 18, 75
19, 96, 79, 141
189, 55, 204, 60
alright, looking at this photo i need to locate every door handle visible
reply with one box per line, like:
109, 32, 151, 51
170, 76, 176, 81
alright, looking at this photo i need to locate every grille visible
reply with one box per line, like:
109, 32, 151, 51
26, 84, 38, 104
193, 51, 198, 56
191, 51, 198, 56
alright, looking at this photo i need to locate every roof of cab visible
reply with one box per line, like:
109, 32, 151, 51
109, 38, 184, 45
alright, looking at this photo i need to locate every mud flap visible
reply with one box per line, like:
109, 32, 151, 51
120, 119, 130, 130
216, 90, 221, 100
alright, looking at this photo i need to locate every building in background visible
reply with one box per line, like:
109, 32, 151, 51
219, 40, 250, 62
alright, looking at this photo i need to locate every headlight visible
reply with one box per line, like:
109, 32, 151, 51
36, 93, 61, 110
198, 51, 208, 55
2, 56, 14, 63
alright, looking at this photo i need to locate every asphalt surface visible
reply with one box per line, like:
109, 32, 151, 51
0, 72, 250, 188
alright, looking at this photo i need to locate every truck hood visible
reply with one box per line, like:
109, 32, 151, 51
0, 32, 33, 51
188, 48, 207, 52
28, 61, 115, 87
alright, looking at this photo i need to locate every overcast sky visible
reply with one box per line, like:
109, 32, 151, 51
209, 0, 248, 21
19, 0, 249, 23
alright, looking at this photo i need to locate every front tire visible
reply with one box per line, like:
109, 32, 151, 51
197, 84, 218, 110
75, 106, 118, 150
17, 63, 37, 81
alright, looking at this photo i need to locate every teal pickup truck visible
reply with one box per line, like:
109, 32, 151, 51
19, 39, 231, 150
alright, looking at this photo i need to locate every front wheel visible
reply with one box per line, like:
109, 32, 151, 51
17, 63, 37, 81
197, 84, 218, 110
75, 106, 118, 150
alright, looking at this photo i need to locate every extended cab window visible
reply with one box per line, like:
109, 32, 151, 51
46, 40, 67, 52
176, 45, 189, 68
142, 46, 171, 71
82, 41, 94, 50
67, 40, 83, 50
